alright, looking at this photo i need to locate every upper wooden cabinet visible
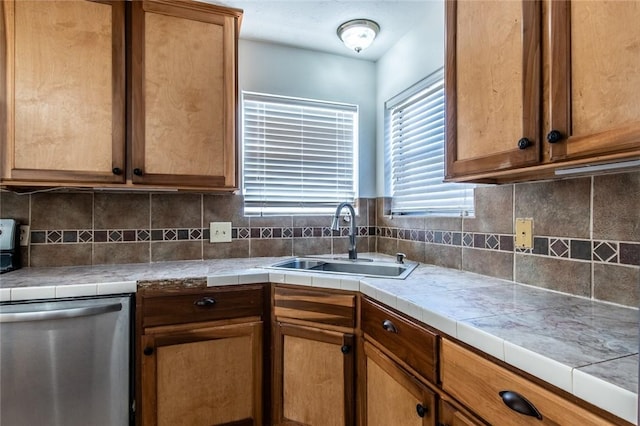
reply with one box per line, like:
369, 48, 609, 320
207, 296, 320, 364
547, 0, 640, 162
445, 0, 541, 179
1, 0, 241, 191
131, 0, 240, 189
446, 0, 640, 183
1, 0, 126, 184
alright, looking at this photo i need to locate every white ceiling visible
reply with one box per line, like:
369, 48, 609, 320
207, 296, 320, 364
206, 0, 436, 61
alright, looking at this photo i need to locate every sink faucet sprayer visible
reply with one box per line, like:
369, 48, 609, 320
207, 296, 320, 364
331, 202, 357, 260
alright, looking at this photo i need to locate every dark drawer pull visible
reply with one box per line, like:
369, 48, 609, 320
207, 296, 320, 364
382, 319, 398, 333
416, 403, 427, 418
499, 390, 542, 420
546, 130, 562, 144
517, 138, 533, 150
143, 347, 154, 356
194, 297, 216, 307
341, 345, 351, 354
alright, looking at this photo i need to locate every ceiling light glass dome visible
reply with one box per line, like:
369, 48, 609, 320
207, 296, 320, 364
337, 19, 380, 53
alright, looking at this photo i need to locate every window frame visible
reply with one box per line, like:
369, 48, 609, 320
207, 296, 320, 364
385, 68, 475, 217
241, 91, 359, 216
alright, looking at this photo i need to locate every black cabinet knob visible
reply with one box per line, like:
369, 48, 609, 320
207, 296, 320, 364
416, 403, 427, 418
499, 390, 542, 419
517, 138, 532, 150
341, 345, 351, 354
546, 130, 562, 143
133, 168, 143, 176
382, 319, 398, 334
112, 167, 122, 175
194, 297, 216, 307
143, 347, 154, 356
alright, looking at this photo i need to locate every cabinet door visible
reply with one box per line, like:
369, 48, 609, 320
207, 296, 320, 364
363, 342, 436, 426
1, 0, 125, 184
445, 0, 541, 179
272, 323, 355, 426
547, 0, 640, 161
439, 399, 484, 426
141, 320, 263, 426
131, 0, 240, 189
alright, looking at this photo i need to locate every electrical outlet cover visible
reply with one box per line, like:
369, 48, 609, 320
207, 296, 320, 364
19, 225, 30, 246
515, 218, 533, 249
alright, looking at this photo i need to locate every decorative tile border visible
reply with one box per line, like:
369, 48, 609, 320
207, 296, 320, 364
29, 226, 372, 244
27, 226, 640, 267
375, 227, 639, 267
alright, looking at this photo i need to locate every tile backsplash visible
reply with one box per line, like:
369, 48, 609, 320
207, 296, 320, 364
376, 172, 639, 308
0, 191, 375, 267
1, 171, 638, 307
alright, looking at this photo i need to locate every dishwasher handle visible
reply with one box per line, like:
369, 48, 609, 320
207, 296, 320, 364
0, 303, 122, 323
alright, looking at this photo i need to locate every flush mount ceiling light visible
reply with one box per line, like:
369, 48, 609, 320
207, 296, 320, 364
337, 19, 380, 53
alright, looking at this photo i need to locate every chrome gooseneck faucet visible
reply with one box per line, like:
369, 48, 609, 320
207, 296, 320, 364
331, 202, 357, 260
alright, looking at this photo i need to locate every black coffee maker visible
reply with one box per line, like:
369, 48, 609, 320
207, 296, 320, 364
0, 219, 20, 273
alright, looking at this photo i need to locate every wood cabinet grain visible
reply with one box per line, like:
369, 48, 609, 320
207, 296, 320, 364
272, 323, 355, 426
445, 0, 541, 179
2, 0, 241, 191
363, 342, 436, 426
130, 0, 241, 189
271, 285, 357, 426
361, 298, 438, 384
1, 0, 125, 184
547, 0, 640, 163
445, 0, 640, 183
137, 285, 266, 426
440, 338, 615, 426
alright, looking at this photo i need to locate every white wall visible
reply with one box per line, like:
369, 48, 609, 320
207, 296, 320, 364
239, 40, 378, 197
375, 1, 445, 196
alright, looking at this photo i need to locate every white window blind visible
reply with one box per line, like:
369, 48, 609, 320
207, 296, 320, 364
242, 92, 358, 215
387, 68, 475, 216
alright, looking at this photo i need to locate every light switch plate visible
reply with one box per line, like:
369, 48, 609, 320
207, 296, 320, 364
210, 222, 232, 243
515, 218, 533, 249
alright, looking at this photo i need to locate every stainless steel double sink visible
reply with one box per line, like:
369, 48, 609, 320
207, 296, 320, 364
268, 257, 417, 279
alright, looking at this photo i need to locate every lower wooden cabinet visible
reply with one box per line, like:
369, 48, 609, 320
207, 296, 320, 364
271, 285, 357, 426
141, 319, 263, 426
440, 338, 614, 426
135, 284, 625, 426
272, 323, 355, 425
438, 399, 484, 426
363, 341, 436, 426
136, 285, 266, 426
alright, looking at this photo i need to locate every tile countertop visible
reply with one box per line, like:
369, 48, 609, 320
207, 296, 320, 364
0, 254, 638, 424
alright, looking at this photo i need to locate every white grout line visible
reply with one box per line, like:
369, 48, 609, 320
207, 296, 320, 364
148, 193, 152, 261
27, 194, 32, 267
590, 176, 595, 299
512, 183, 517, 281
91, 192, 95, 264
200, 193, 204, 260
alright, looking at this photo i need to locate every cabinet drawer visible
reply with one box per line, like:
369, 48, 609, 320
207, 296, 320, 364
361, 298, 438, 383
273, 285, 356, 328
441, 339, 613, 425
141, 286, 264, 328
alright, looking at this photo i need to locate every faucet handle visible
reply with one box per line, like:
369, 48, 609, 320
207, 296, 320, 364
396, 253, 406, 264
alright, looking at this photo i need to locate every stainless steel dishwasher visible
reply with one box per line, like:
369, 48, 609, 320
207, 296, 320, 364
0, 295, 132, 426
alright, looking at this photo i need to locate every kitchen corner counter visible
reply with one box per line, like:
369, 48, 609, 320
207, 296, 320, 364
1, 254, 637, 424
